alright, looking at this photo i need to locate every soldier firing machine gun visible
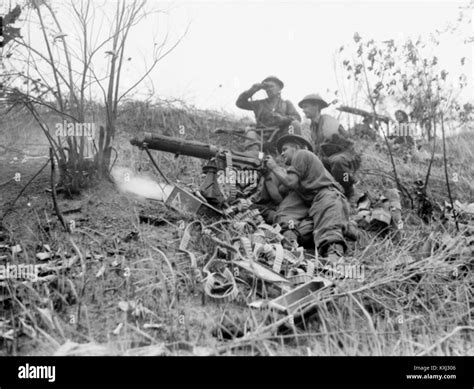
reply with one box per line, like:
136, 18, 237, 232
130, 133, 335, 311
130, 132, 269, 219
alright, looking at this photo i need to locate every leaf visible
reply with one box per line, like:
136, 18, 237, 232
95, 264, 106, 278
143, 323, 164, 330
20, 319, 37, 339
36, 307, 55, 331
112, 323, 123, 335
118, 301, 129, 312
11, 245, 22, 254
36, 252, 51, 261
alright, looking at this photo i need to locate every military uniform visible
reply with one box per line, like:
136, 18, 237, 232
298, 94, 361, 198
309, 115, 360, 198
236, 76, 301, 153
273, 140, 350, 255
237, 77, 302, 211
236, 91, 301, 129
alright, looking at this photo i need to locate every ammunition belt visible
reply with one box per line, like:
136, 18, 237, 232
237, 237, 253, 258
178, 221, 323, 302
202, 255, 239, 302
272, 244, 284, 273
251, 242, 284, 273
233, 209, 264, 224
287, 273, 314, 285
202, 228, 238, 253
256, 223, 284, 242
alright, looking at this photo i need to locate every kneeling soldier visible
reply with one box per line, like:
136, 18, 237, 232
265, 134, 351, 261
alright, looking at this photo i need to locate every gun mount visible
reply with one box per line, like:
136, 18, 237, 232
130, 133, 267, 208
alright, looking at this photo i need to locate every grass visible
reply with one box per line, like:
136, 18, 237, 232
0, 102, 472, 356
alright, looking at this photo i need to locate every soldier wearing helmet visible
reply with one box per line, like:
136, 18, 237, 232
299, 93, 361, 199
236, 76, 302, 153
265, 133, 351, 261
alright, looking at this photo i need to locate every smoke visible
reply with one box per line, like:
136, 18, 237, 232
111, 167, 173, 201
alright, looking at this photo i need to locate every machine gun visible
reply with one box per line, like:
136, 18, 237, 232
336, 105, 390, 126
130, 132, 264, 170
130, 133, 267, 208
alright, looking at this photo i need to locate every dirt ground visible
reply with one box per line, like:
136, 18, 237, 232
1, 123, 472, 356
0, 141, 267, 355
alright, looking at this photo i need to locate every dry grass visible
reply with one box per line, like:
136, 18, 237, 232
0, 103, 472, 356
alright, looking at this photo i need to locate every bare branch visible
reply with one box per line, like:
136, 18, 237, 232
118, 23, 189, 104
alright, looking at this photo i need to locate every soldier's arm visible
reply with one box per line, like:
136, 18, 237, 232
272, 168, 299, 189
271, 101, 302, 126
266, 157, 299, 189
285, 100, 302, 122
236, 83, 262, 110
264, 177, 283, 204
278, 184, 290, 197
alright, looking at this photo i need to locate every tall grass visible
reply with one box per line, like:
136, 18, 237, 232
1, 104, 472, 356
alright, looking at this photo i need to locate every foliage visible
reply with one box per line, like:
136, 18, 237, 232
338, 9, 472, 139
1, 0, 186, 194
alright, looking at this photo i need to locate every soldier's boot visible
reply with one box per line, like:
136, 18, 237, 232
325, 243, 345, 264
318, 243, 346, 279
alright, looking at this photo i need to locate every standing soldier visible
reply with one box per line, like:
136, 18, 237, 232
298, 94, 361, 199
236, 76, 302, 153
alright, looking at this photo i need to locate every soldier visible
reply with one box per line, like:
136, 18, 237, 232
265, 134, 350, 261
236, 76, 302, 153
298, 94, 361, 199
237, 77, 301, 217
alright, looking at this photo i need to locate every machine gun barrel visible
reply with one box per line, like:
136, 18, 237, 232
130, 132, 220, 160
130, 133, 263, 169
336, 105, 390, 123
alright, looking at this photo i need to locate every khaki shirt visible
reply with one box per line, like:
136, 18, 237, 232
236, 90, 301, 128
287, 150, 341, 203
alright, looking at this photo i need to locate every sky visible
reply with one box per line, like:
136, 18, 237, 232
130, 0, 473, 118
3, 0, 473, 121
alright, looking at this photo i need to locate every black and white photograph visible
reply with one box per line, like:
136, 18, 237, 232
0, 0, 472, 386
